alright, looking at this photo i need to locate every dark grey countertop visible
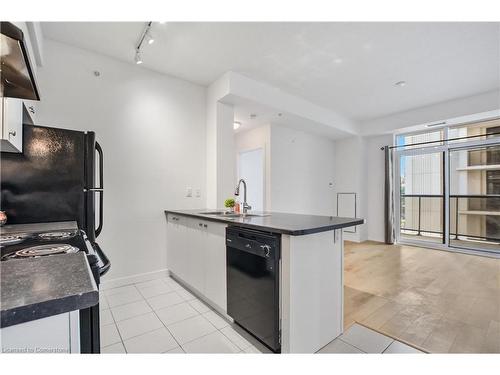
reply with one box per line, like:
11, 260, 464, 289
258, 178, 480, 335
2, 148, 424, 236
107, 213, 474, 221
165, 209, 364, 236
1, 221, 78, 235
1, 253, 98, 328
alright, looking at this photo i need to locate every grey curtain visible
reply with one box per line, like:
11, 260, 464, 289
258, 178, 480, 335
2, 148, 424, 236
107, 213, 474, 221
384, 146, 396, 244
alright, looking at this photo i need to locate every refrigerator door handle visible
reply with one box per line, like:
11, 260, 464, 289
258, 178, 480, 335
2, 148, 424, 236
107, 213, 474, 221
95, 142, 104, 238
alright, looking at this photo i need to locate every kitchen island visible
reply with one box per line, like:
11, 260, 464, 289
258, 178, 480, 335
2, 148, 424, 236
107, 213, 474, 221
165, 209, 363, 353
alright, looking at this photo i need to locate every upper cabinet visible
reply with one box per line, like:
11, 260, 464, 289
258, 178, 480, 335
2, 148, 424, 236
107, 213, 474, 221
1, 98, 23, 153
0, 98, 38, 153
1, 22, 43, 153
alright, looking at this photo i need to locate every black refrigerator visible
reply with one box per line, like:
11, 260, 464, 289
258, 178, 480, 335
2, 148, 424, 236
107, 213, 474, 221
1, 123, 110, 353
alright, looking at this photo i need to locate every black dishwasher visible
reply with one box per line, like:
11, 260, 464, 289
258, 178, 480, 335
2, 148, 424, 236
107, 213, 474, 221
226, 226, 281, 353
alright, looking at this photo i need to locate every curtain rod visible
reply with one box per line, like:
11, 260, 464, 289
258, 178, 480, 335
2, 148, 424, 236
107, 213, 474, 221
381, 131, 500, 151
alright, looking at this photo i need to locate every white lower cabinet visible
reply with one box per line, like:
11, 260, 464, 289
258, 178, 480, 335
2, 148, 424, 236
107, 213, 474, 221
166, 214, 227, 312
0, 311, 80, 353
203, 222, 227, 310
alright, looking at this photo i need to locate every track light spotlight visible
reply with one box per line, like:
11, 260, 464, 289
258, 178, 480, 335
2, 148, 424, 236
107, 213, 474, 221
146, 31, 155, 45
135, 50, 143, 65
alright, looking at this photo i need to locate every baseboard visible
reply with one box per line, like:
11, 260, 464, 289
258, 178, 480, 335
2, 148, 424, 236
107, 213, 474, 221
169, 271, 231, 320
343, 234, 370, 243
100, 268, 169, 290
345, 239, 385, 245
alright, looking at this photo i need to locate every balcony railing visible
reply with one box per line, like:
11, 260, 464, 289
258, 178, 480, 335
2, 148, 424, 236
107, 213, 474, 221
400, 194, 500, 243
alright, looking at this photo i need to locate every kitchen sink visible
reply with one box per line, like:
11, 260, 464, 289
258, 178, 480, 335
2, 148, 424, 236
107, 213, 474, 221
197, 211, 226, 215
198, 211, 270, 218
220, 213, 264, 218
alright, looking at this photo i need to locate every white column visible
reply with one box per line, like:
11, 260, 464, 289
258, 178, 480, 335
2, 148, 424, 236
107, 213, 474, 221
206, 76, 235, 208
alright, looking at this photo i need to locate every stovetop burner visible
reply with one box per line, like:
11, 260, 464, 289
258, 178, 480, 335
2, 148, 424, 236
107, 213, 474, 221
38, 231, 77, 240
0, 233, 30, 246
2, 243, 79, 260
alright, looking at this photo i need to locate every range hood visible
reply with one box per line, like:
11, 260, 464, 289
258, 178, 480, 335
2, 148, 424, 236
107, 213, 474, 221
1, 22, 40, 100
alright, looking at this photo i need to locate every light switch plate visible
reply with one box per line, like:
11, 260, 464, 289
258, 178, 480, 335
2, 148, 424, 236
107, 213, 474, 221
195, 188, 201, 198
186, 187, 193, 197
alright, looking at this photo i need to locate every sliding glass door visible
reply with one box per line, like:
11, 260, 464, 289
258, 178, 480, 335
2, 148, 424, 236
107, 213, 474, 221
397, 150, 445, 245
449, 144, 500, 253
394, 118, 500, 255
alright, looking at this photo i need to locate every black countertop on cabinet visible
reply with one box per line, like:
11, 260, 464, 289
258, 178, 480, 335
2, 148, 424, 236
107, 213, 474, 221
165, 209, 364, 236
0, 253, 98, 328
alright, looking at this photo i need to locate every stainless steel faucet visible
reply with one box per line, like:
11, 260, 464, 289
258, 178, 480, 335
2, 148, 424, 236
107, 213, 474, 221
234, 179, 252, 213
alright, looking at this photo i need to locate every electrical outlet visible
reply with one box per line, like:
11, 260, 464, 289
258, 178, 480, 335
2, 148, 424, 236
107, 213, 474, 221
195, 188, 201, 198
186, 187, 192, 197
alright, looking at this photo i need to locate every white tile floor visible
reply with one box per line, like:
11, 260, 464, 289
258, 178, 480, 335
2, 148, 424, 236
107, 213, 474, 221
318, 323, 425, 354
100, 276, 425, 354
100, 276, 269, 353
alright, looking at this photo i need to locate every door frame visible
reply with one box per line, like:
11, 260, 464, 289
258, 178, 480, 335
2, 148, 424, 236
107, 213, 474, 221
394, 145, 448, 250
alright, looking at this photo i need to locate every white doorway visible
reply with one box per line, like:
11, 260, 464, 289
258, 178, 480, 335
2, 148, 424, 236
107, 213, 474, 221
238, 148, 264, 211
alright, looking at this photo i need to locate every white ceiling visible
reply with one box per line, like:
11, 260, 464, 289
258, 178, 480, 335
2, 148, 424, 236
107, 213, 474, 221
41, 22, 500, 121
232, 100, 346, 139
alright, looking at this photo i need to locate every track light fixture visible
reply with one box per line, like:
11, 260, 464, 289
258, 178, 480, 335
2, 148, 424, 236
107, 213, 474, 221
134, 21, 155, 65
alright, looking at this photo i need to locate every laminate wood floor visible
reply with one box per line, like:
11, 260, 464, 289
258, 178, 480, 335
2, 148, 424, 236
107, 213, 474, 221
343, 241, 500, 353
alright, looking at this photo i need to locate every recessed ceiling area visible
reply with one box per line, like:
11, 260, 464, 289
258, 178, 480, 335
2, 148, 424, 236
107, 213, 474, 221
41, 22, 500, 122
231, 98, 351, 139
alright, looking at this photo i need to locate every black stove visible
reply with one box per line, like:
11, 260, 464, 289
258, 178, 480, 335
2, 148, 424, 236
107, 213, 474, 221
1, 125, 109, 354
1, 229, 85, 261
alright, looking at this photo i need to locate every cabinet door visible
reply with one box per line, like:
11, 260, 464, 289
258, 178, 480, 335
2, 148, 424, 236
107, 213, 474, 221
0, 312, 74, 353
204, 221, 227, 311
166, 214, 186, 279
1, 98, 23, 153
185, 218, 205, 293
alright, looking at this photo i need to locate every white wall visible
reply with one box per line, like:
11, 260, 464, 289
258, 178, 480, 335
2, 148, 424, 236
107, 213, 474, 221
235, 124, 337, 216
334, 136, 368, 242
234, 125, 271, 210
270, 125, 336, 216
35, 40, 207, 283
334, 134, 394, 243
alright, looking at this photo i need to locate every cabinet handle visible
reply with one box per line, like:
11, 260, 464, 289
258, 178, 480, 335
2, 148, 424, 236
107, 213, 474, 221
203, 224, 207, 228
199, 223, 203, 227
8, 130, 16, 137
